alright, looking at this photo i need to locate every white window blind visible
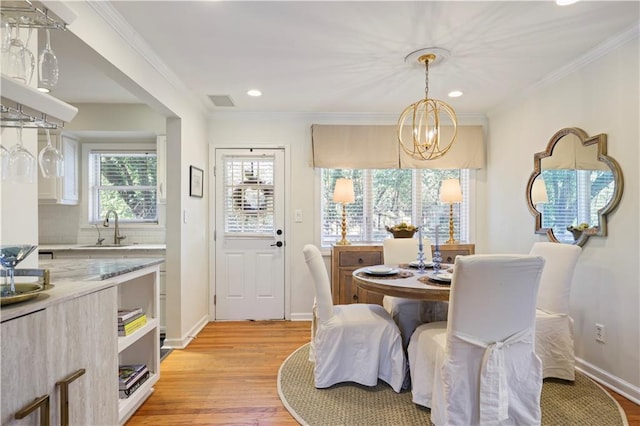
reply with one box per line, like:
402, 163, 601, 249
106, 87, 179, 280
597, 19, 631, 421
321, 169, 469, 246
223, 155, 275, 236
88, 150, 157, 223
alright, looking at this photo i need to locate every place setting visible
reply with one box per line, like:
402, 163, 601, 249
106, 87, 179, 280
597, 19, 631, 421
357, 265, 414, 280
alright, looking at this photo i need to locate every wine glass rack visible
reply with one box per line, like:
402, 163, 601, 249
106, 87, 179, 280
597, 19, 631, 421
1, 0, 72, 129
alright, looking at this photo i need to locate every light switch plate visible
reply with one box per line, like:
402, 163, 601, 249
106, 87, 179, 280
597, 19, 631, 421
294, 209, 303, 223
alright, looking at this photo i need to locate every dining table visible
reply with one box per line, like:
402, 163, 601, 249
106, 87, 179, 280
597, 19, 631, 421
352, 263, 454, 302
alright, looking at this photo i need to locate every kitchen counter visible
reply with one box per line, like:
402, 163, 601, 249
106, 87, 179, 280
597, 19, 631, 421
39, 243, 166, 251
1, 257, 164, 322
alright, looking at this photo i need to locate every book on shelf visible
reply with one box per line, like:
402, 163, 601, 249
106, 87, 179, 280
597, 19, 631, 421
119, 364, 147, 389
118, 308, 144, 323
119, 371, 150, 399
118, 314, 147, 336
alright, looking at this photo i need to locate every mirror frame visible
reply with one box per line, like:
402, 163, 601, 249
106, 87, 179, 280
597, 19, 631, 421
526, 127, 624, 247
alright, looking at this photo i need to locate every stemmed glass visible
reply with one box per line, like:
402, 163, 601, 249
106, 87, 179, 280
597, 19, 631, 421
38, 129, 64, 178
4, 25, 27, 82
0, 244, 38, 296
8, 125, 36, 184
38, 28, 58, 90
0, 144, 9, 181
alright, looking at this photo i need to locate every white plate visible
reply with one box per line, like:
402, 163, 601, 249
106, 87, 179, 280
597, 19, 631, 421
365, 267, 399, 276
427, 271, 453, 282
409, 260, 434, 268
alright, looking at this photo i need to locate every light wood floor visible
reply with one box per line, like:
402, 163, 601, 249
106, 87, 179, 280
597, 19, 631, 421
127, 321, 639, 425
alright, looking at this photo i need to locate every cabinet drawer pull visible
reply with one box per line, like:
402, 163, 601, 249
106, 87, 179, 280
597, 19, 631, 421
56, 368, 86, 426
15, 394, 50, 426
358, 258, 364, 264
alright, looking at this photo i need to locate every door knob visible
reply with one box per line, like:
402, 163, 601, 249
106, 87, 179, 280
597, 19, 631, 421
270, 241, 283, 247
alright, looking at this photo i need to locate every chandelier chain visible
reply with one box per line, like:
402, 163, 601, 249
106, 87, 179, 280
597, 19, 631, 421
424, 59, 429, 99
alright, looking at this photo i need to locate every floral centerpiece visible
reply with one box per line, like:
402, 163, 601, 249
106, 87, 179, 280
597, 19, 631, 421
385, 222, 417, 238
567, 223, 595, 240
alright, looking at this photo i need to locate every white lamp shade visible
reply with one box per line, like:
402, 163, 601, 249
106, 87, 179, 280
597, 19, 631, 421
333, 178, 355, 203
532, 178, 549, 204
439, 178, 462, 203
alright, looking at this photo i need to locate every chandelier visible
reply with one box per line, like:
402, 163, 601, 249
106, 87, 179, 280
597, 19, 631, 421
398, 51, 457, 161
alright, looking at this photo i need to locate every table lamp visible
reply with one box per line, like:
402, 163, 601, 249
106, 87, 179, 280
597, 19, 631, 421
531, 177, 549, 210
333, 178, 355, 245
439, 178, 462, 244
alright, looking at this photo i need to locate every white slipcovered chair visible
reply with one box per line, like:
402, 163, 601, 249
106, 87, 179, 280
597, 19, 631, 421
530, 241, 582, 381
382, 238, 448, 349
302, 244, 406, 392
408, 254, 545, 425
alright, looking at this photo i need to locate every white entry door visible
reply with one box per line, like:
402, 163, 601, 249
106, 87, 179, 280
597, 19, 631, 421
214, 148, 286, 320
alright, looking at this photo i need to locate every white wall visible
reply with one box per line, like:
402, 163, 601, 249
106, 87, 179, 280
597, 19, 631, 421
486, 37, 639, 399
66, 1, 210, 348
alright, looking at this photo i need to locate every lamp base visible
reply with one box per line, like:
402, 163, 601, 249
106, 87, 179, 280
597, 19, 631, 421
335, 239, 351, 246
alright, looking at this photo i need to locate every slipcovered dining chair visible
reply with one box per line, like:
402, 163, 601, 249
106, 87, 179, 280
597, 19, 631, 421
408, 254, 545, 425
382, 238, 448, 349
302, 244, 406, 392
530, 241, 582, 381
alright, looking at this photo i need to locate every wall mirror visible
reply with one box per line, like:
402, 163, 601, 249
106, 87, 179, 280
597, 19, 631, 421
526, 127, 623, 246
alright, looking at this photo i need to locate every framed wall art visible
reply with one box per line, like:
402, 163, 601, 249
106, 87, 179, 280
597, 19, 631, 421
190, 166, 204, 198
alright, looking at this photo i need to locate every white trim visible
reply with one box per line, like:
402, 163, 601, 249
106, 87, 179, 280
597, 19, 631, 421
290, 313, 313, 321
86, 1, 211, 113
163, 314, 210, 350
576, 357, 640, 405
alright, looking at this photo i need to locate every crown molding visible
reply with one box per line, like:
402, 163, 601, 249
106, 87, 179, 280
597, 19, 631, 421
85, 1, 210, 114
490, 22, 639, 116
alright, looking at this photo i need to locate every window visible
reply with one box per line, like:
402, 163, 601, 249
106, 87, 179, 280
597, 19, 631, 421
321, 168, 470, 246
88, 149, 158, 224
539, 168, 614, 242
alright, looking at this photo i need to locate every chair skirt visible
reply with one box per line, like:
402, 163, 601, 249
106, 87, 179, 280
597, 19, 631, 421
313, 304, 406, 392
535, 309, 575, 381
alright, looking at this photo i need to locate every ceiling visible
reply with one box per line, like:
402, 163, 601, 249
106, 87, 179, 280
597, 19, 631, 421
51, 1, 639, 116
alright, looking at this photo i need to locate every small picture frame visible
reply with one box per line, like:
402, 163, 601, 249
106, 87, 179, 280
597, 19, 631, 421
189, 166, 204, 198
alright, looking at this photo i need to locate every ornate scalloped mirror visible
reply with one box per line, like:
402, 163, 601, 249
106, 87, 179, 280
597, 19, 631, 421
526, 127, 623, 246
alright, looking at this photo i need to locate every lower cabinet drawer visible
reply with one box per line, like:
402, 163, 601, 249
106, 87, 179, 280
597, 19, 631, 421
339, 251, 382, 267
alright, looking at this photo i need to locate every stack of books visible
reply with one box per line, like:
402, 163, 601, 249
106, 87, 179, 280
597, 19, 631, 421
119, 364, 150, 399
118, 308, 147, 336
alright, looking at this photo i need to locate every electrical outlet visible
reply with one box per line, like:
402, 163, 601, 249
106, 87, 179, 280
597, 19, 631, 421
595, 323, 605, 343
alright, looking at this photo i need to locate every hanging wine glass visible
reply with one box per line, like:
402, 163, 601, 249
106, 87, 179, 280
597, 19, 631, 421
38, 129, 64, 178
0, 144, 9, 181
4, 25, 27, 82
23, 26, 35, 85
1, 21, 11, 53
8, 125, 36, 184
38, 28, 58, 90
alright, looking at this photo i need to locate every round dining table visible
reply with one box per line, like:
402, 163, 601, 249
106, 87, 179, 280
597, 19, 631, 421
352, 264, 452, 302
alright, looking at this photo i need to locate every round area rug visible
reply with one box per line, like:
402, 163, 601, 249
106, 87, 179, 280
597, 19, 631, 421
278, 344, 628, 426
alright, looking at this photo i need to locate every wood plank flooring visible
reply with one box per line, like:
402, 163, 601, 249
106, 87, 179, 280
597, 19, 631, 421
127, 321, 639, 425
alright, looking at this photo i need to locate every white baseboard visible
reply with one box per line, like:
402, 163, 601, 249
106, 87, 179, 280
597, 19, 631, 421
290, 312, 313, 321
163, 314, 210, 349
576, 357, 640, 405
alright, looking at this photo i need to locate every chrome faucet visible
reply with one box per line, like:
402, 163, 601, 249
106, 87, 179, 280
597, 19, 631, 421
103, 210, 126, 245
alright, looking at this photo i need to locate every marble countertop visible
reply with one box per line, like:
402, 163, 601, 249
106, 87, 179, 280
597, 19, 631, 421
39, 243, 166, 251
1, 257, 164, 322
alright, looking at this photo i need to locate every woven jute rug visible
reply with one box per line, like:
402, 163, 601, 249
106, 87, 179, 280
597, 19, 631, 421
278, 344, 628, 426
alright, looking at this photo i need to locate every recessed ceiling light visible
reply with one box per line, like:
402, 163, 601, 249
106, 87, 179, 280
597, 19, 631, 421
556, 0, 579, 5
448, 90, 463, 98
247, 89, 262, 97
37, 87, 51, 93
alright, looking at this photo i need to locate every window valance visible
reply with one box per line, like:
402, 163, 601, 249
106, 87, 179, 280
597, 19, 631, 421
311, 124, 484, 169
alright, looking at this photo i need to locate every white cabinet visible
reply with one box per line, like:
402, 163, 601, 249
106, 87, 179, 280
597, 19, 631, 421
38, 132, 79, 205
1, 287, 118, 425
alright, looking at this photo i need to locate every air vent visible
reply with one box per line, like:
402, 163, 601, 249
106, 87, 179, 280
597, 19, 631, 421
209, 95, 235, 107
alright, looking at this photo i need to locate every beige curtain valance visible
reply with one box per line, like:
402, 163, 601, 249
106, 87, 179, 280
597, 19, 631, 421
541, 134, 609, 171
311, 124, 484, 169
